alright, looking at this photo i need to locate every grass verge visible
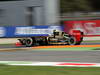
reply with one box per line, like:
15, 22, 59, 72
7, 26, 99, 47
0, 65, 100, 75
39, 47, 100, 51
83, 40, 100, 43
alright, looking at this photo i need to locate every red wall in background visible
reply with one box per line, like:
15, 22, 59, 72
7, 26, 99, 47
64, 20, 100, 36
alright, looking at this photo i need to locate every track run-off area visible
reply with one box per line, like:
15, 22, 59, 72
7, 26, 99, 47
0, 42, 100, 67
32, 44, 100, 50
0, 44, 100, 51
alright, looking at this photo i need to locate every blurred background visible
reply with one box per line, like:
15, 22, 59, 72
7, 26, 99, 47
0, 0, 100, 25
60, 0, 100, 20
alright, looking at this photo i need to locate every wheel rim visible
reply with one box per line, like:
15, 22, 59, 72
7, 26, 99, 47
68, 37, 76, 45
26, 39, 31, 44
70, 38, 74, 44
26, 38, 33, 46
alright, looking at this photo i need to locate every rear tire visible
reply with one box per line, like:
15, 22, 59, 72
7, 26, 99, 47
67, 36, 77, 45
67, 36, 83, 45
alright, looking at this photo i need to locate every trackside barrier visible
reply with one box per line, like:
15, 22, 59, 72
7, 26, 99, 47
0, 26, 63, 38
64, 20, 100, 37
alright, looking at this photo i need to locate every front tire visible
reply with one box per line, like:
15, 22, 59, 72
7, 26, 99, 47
25, 37, 35, 47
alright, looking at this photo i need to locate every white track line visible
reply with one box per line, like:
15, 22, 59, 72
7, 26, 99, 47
0, 61, 100, 67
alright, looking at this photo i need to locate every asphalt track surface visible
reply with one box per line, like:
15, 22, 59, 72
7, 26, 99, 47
0, 42, 100, 63
0, 50, 100, 63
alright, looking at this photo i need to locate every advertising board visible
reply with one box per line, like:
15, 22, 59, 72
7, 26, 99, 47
64, 20, 100, 36
0, 25, 62, 38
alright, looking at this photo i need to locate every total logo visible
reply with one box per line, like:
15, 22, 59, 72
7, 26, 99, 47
0, 27, 5, 37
